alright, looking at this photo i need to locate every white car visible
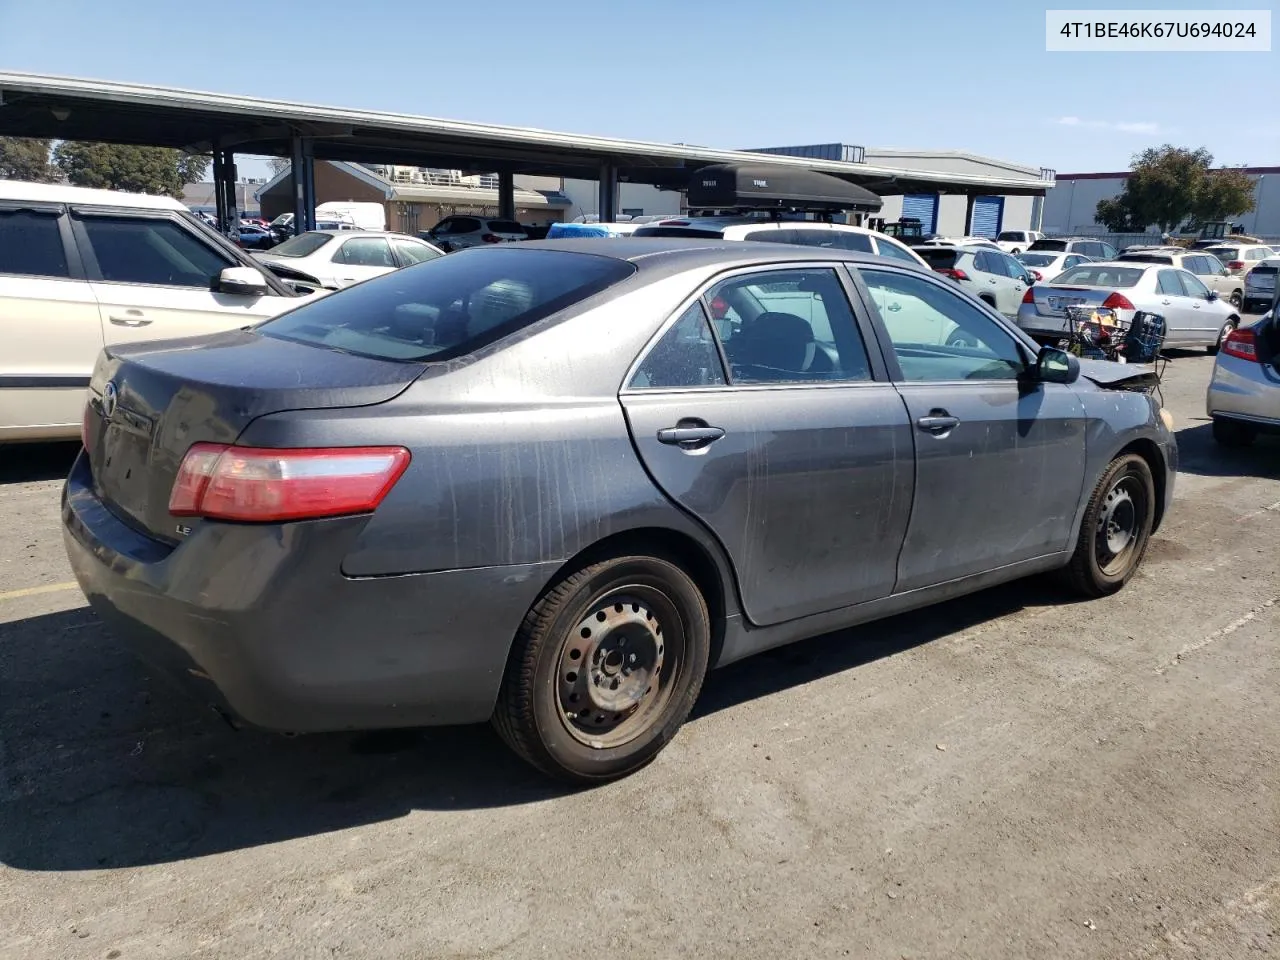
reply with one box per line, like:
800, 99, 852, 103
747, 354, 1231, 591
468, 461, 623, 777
0, 179, 321, 443
1015, 250, 1094, 283
994, 229, 1044, 254
255, 230, 443, 290
630, 217, 929, 267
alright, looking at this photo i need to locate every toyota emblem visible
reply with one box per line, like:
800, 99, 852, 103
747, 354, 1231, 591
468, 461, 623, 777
102, 381, 119, 420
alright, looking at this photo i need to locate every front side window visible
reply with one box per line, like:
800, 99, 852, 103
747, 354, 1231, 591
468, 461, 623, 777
705, 268, 871, 384
79, 215, 233, 287
628, 301, 726, 390
259, 248, 635, 362
338, 237, 395, 268
392, 239, 441, 266
859, 268, 1026, 382
0, 209, 69, 278
1178, 271, 1210, 298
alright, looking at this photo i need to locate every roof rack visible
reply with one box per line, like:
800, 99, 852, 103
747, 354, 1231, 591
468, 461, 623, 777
686, 163, 883, 214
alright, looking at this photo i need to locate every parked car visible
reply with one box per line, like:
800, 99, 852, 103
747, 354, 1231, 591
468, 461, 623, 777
64, 240, 1177, 783
1116, 249, 1245, 307
255, 230, 443, 290
915, 236, 1001, 250
1029, 237, 1119, 260
236, 224, 275, 250
422, 215, 528, 251
0, 179, 319, 443
1016, 251, 1093, 283
631, 216, 928, 266
1242, 257, 1280, 314
994, 230, 1044, 254
1201, 243, 1276, 279
1206, 306, 1279, 446
913, 244, 1034, 318
1016, 261, 1241, 352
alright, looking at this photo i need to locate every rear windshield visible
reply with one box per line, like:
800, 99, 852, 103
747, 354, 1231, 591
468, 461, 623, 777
632, 226, 726, 239
1029, 239, 1068, 251
1117, 253, 1174, 264
487, 220, 527, 235
258, 248, 636, 362
1015, 253, 1058, 267
997, 231, 1025, 242
1205, 247, 1240, 262
266, 232, 333, 257
1054, 265, 1144, 288
914, 248, 961, 269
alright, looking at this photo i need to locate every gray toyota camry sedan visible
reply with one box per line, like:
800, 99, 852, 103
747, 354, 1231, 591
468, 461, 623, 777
63, 239, 1177, 783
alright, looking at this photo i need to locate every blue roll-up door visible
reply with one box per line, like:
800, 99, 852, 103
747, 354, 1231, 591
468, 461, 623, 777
900, 193, 938, 234
970, 196, 1004, 237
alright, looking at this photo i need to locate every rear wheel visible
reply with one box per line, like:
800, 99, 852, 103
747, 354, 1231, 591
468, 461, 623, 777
1213, 417, 1257, 447
1209, 318, 1237, 355
1061, 453, 1156, 598
1229, 290, 1243, 309
492, 555, 710, 784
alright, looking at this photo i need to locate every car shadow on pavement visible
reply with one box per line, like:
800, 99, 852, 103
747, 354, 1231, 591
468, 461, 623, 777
0, 441, 80, 485
1174, 421, 1280, 478
1, 576, 1077, 872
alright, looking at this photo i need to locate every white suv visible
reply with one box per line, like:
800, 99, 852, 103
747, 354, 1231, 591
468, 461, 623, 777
0, 179, 318, 443
994, 230, 1044, 254
630, 217, 928, 266
421, 216, 528, 252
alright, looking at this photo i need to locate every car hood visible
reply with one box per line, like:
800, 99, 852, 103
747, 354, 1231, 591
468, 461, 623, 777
1077, 357, 1159, 390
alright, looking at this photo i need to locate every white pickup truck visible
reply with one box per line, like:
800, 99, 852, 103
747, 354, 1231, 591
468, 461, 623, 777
994, 230, 1044, 254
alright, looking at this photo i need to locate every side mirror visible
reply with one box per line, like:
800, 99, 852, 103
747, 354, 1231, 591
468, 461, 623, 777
218, 266, 269, 297
1024, 275, 1035, 286
1206, 289, 1219, 301
1034, 346, 1080, 384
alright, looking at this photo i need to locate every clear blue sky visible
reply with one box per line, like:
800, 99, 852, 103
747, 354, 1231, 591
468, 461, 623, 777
1, 0, 1275, 179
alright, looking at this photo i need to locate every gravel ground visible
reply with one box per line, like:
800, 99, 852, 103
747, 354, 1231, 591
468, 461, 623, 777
1, 351, 1277, 960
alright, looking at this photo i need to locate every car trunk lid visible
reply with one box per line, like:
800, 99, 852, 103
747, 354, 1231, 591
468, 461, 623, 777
85, 329, 423, 543
1027, 285, 1112, 317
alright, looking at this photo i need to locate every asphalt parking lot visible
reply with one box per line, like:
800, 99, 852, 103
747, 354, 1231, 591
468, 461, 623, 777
1, 352, 1277, 960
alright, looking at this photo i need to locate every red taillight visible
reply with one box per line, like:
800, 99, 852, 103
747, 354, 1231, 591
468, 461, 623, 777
1227, 260, 1245, 271
1022, 288, 1036, 304
936, 268, 969, 281
481, 233, 502, 243
169, 444, 411, 523
1029, 269, 1043, 281
1102, 292, 1135, 310
1221, 326, 1259, 361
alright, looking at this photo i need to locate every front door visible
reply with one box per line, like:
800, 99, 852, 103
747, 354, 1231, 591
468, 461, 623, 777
1175, 269, 1223, 341
854, 266, 1087, 592
72, 210, 285, 346
619, 266, 915, 626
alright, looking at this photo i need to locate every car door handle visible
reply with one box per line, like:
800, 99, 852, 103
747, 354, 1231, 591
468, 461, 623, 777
988, 278, 999, 284
657, 421, 725, 448
109, 311, 151, 327
1160, 299, 1172, 305
916, 413, 960, 434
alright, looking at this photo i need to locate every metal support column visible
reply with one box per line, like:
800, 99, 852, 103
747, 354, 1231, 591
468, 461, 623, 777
291, 137, 316, 233
213, 152, 228, 232
598, 163, 618, 223
964, 194, 976, 235
497, 171, 515, 221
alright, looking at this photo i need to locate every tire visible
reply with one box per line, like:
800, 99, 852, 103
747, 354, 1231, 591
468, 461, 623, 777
979, 295, 997, 310
946, 329, 979, 349
1061, 453, 1156, 598
492, 554, 711, 784
1213, 417, 1257, 447
1209, 318, 1237, 355
1229, 290, 1243, 309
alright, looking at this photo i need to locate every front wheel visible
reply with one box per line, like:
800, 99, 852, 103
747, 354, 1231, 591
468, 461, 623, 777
1209, 318, 1237, 355
492, 555, 711, 784
1061, 453, 1156, 598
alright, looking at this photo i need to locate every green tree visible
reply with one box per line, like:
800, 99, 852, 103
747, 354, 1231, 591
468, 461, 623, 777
1093, 145, 1256, 234
51, 142, 210, 197
0, 137, 56, 182
266, 157, 291, 176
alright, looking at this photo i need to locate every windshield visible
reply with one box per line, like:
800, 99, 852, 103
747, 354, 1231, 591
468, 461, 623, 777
1015, 253, 1058, 267
997, 231, 1024, 242
267, 232, 334, 258
1117, 253, 1174, 264
1205, 247, 1240, 263
1054, 265, 1144, 288
1030, 239, 1068, 251
914, 248, 960, 269
259, 248, 636, 362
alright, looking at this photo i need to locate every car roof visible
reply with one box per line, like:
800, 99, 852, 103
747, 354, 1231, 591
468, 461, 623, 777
276, 230, 432, 242
0, 178, 186, 210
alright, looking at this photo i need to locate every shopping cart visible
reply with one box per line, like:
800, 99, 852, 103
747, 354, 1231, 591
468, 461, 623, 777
1060, 306, 1167, 365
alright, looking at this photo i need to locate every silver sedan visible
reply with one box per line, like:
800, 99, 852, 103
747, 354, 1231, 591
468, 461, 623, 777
1207, 309, 1280, 445
1017, 261, 1241, 352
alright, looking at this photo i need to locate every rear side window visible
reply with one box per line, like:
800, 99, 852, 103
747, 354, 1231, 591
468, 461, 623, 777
1157, 270, 1184, 296
392, 239, 441, 266
452, 217, 482, 233
0, 209, 69, 278
628, 301, 726, 390
259, 248, 635, 362
78, 215, 233, 287
338, 237, 395, 268
1206, 247, 1239, 263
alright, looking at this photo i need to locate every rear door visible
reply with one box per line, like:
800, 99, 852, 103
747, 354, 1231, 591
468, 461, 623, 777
0, 203, 102, 438
619, 265, 915, 626
853, 265, 1087, 591
1155, 268, 1197, 343
71, 209, 286, 348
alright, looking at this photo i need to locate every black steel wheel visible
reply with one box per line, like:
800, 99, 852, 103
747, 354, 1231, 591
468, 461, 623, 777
492, 555, 710, 784
1229, 290, 1242, 309
1061, 453, 1156, 597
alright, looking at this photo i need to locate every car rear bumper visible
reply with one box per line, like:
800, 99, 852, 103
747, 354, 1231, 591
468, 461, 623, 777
61, 451, 557, 732
1207, 353, 1280, 425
